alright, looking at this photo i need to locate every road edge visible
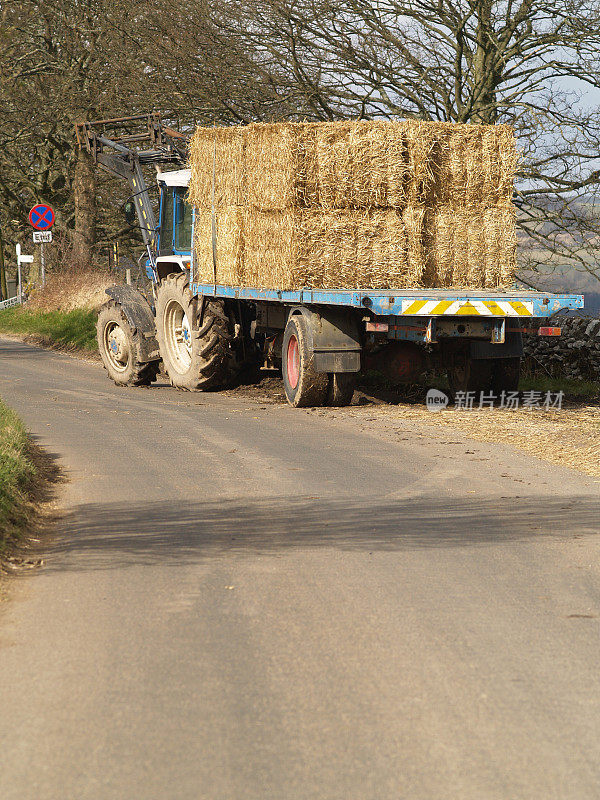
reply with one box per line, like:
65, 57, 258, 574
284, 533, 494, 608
0, 436, 64, 582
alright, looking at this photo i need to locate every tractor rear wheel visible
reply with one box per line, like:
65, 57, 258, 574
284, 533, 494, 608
97, 301, 159, 387
155, 273, 235, 390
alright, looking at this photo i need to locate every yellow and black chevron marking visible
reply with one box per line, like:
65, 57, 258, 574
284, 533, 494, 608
401, 299, 534, 317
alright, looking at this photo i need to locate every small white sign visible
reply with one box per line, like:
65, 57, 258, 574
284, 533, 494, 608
33, 231, 52, 243
0, 296, 22, 311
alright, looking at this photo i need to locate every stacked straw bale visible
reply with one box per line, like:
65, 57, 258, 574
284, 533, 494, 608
242, 208, 425, 291
188, 119, 517, 291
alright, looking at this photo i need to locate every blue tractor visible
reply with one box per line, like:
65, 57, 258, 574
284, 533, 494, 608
76, 115, 250, 393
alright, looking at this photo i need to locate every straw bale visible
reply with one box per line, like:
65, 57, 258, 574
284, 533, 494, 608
403, 206, 427, 284
242, 209, 421, 290
314, 120, 420, 209
313, 121, 356, 209
319, 120, 416, 209
425, 204, 516, 288
484, 203, 517, 287
385, 124, 412, 207
188, 126, 246, 208
242, 211, 296, 289
246, 122, 296, 210
193, 207, 244, 285
482, 126, 518, 207
296, 210, 362, 287
245, 122, 319, 210
404, 121, 438, 205
451, 212, 488, 286
424, 207, 455, 287
429, 123, 516, 208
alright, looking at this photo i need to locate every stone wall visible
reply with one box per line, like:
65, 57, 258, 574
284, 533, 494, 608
522, 316, 600, 382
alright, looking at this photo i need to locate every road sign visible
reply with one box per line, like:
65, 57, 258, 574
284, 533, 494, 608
33, 231, 53, 244
0, 295, 22, 311
15, 243, 32, 301
15, 243, 33, 265
28, 204, 55, 231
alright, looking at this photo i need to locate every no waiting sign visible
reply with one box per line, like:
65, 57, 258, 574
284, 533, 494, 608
29, 204, 55, 231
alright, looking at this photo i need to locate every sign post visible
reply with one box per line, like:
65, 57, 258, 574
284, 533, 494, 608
16, 243, 34, 301
28, 204, 55, 288
16, 243, 21, 298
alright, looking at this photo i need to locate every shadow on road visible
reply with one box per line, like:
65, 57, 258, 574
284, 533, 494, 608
42, 494, 599, 572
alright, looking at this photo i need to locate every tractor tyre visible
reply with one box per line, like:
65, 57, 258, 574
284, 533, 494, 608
97, 300, 160, 387
155, 273, 235, 391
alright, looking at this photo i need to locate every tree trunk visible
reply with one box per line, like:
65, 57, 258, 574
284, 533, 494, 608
471, 0, 498, 123
71, 148, 96, 266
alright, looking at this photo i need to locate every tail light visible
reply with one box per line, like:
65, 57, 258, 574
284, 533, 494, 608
538, 326, 562, 336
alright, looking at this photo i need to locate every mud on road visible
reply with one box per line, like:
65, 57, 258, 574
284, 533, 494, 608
225, 370, 600, 479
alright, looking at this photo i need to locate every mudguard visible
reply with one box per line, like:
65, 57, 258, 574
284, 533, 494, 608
104, 285, 160, 363
289, 306, 362, 372
470, 330, 523, 360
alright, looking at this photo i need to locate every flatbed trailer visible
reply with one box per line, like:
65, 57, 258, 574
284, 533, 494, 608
159, 281, 580, 405
76, 115, 584, 406
190, 284, 581, 320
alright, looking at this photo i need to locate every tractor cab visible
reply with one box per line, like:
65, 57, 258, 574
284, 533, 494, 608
153, 169, 193, 281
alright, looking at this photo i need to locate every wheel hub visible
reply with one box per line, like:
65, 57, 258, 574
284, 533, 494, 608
287, 335, 300, 389
104, 323, 130, 372
164, 299, 193, 373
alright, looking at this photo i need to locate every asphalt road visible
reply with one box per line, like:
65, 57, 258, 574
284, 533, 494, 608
0, 337, 599, 800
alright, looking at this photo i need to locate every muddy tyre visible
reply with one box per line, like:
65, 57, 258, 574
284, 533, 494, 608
156, 273, 234, 390
491, 357, 521, 394
282, 315, 328, 407
326, 373, 356, 407
97, 301, 159, 387
447, 353, 493, 400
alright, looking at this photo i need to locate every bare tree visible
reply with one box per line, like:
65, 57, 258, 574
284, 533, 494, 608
0, 0, 288, 267
3, 0, 599, 287
0, 0, 137, 263
216, 0, 600, 284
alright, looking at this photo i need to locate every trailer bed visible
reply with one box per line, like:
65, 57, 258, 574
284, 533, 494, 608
190, 283, 584, 318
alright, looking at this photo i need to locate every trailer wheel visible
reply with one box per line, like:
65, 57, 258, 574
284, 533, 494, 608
326, 373, 356, 407
97, 301, 160, 387
282, 316, 328, 407
491, 357, 521, 394
447, 353, 493, 399
156, 273, 234, 390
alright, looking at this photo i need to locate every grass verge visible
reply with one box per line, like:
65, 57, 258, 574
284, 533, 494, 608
0, 307, 97, 354
520, 374, 599, 399
0, 398, 36, 555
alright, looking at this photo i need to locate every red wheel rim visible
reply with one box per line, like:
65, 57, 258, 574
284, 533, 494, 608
287, 335, 300, 389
